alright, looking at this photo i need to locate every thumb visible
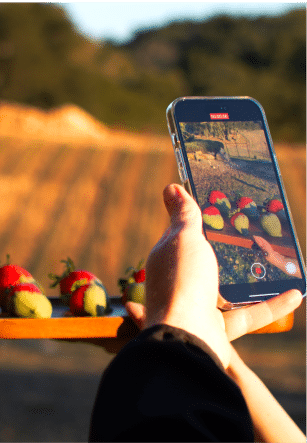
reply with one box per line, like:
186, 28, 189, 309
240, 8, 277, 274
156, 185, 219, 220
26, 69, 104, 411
163, 184, 202, 230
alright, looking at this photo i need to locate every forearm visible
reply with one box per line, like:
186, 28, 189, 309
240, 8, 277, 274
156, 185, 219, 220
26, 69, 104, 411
226, 347, 305, 443
90, 325, 254, 442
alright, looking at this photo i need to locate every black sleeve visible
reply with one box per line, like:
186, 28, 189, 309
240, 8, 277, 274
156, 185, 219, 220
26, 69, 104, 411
89, 324, 254, 442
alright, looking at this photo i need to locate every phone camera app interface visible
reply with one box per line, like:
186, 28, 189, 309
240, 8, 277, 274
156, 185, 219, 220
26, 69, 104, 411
179, 119, 302, 286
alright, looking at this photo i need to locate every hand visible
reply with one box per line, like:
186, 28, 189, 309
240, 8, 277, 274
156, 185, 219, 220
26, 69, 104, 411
126, 184, 303, 368
253, 235, 302, 278
126, 288, 302, 341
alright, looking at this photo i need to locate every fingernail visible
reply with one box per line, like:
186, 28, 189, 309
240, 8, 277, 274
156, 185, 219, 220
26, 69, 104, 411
163, 184, 183, 209
287, 289, 304, 307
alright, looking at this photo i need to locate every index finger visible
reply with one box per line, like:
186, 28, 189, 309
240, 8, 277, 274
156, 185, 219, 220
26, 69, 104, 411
223, 289, 303, 341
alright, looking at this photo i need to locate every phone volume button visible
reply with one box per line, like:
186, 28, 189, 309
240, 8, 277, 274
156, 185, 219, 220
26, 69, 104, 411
175, 149, 188, 183
175, 149, 182, 166
171, 133, 178, 147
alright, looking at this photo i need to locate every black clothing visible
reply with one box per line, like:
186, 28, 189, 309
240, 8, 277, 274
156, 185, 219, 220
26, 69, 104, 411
89, 325, 254, 442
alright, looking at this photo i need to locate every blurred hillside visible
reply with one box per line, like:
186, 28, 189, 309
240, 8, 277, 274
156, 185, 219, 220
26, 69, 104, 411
0, 3, 305, 141
0, 133, 304, 297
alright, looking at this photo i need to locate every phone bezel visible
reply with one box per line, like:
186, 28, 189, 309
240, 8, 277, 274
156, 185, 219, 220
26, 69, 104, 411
167, 96, 306, 306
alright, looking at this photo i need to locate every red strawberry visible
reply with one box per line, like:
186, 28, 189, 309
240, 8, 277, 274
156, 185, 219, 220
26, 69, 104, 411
69, 283, 110, 317
59, 270, 98, 296
266, 199, 284, 213
0, 255, 38, 308
208, 190, 227, 204
69, 284, 88, 316
49, 258, 101, 303
133, 269, 146, 283
118, 260, 146, 305
236, 196, 259, 219
236, 196, 254, 209
49, 258, 111, 314
202, 206, 221, 216
230, 212, 249, 236
202, 206, 224, 230
208, 191, 231, 216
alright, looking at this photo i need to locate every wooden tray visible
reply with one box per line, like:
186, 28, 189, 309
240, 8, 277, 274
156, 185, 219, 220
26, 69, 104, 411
205, 216, 296, 258
0, 297, 293, 340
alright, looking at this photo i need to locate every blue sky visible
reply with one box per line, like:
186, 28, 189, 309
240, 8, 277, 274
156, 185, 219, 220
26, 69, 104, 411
60, 2, 305, 43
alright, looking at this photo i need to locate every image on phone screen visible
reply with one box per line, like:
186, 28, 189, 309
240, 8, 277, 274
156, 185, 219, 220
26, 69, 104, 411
179, 119, 303, 298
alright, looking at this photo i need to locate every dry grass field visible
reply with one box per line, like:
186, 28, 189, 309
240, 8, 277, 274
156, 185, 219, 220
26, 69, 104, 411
0, 105, 304, 441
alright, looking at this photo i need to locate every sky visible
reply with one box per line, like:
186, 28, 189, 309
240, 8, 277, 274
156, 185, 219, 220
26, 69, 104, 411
60, 2, 305, 43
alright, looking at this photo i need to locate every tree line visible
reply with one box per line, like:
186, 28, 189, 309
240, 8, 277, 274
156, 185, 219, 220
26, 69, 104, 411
0, 3, 305, 142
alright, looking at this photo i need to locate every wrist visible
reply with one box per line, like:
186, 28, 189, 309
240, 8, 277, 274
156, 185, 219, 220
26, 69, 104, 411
226, 346, 251, 383
146, 311, 231, 369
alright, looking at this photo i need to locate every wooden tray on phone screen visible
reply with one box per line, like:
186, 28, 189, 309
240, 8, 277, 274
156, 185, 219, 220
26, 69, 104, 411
0, 296, 293, 340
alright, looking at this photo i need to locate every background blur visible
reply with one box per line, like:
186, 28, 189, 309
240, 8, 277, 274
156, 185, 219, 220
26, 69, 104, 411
0, 3, 305, 441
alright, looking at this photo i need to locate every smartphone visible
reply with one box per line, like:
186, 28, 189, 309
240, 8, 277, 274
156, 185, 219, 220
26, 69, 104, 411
166, 96, 306, 307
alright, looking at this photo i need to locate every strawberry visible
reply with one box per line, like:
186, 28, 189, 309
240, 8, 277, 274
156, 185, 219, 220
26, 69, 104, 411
236, 196, 259, 219
69, 285, 87, 316
133, 269, 146, 283
49, 258, 111, 314
266, 199, 284, 213
49, 258, 101, 299
208, 190, 231, 216
0, 255, 42, 308
124, 283, 145, 305
230, 212, 249, 236
118, 260, 146, 305
260, 213, 282, 237
265, 198, 286, 222
69, 283, 110, 317
202, 206, 224, 230
4, 283, 52, 318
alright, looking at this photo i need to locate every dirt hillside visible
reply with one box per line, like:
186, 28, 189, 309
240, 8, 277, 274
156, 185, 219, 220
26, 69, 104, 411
0, 102, 172, 151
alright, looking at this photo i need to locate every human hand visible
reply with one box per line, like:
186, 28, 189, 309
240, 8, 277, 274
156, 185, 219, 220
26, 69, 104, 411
126, 288, 302, 340
126, 184, 303, 368
125, 183, 224, 367
253, 235, 302, 278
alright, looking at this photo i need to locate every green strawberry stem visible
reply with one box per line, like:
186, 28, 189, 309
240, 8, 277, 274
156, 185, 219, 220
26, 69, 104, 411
48, 257, 76, 288
0, 254, 11, 266
125, 259, 145, 276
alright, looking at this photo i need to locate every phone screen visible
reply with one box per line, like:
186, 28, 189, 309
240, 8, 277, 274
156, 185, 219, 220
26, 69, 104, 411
171, 98, 306, 303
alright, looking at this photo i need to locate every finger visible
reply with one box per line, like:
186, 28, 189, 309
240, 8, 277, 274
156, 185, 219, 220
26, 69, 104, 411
217, 292, 233, 311
224, 289, 303, 341
163, 184, 202, 231
253, 235, 272, 253
125, 301, 146, 330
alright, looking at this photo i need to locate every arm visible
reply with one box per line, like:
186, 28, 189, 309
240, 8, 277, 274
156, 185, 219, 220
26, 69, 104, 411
89, 183, 304, 442
226, 346, 305, 443
89, 325, 255, 442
